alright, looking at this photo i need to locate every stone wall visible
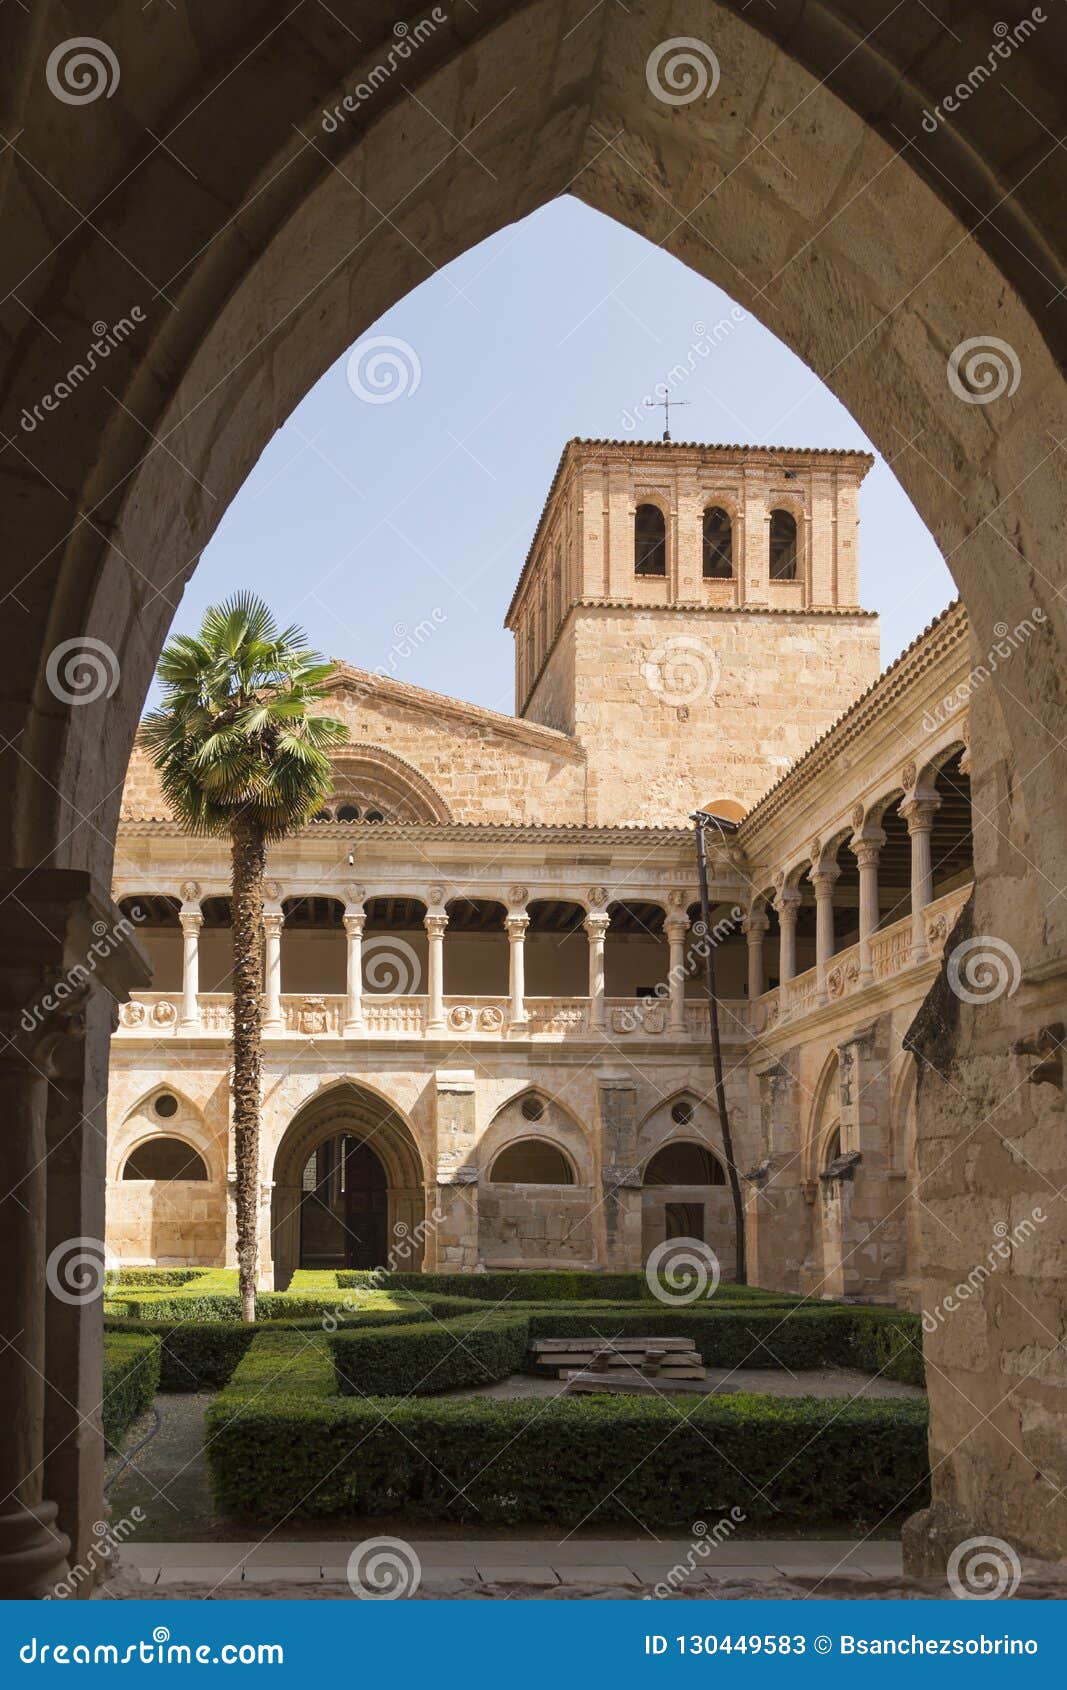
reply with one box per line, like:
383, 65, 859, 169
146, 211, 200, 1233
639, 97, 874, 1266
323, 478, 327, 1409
904, 672, 1067, 1567
567, 605, 881, 824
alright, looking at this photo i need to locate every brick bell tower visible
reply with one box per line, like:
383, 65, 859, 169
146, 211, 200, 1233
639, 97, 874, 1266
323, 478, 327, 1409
504, 438, 881, 827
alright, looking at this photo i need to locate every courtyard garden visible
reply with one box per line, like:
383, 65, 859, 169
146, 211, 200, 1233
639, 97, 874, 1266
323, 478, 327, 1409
102, 1270, 929, 1538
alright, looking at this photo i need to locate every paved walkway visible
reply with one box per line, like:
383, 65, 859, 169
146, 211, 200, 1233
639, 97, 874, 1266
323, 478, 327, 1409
117, 1537, 902, 1590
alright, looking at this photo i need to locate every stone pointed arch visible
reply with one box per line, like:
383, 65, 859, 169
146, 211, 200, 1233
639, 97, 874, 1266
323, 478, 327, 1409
271, 1079, 426, 1287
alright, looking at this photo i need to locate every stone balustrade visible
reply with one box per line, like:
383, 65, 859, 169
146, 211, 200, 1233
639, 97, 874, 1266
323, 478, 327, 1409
757, 883, 969, 1026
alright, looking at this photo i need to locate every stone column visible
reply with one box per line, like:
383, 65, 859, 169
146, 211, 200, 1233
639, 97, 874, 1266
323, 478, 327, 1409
262, 907, 283, 1032
775, 887, 801, 1010
431, 1069, 479, 1269
0, 870, 148, 1599
901, 794, 940, 964
665, 912, 689, 1033
584, 912, 610, 1032
743, 909, 769, 1001
424, 910, 448, 1032
810, 865, 839, 1004
506, 913, 529, 1032
343, 908, 366, 1034
597, 1073, 643, 1268
852, 833, 885, 987
0, 1024, 71, 1598
178, 904, 202, 1030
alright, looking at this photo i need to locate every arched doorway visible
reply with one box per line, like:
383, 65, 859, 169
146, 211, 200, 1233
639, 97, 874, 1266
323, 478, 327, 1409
640, 1138, 733, 1275
299, 1136, 388, 1272
5, 0, 1067, 1595
271, 1083, 426, 1288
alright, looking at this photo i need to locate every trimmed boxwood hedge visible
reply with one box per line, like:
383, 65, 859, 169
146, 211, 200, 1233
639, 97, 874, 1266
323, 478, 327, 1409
102, 1331, 161, 1450
331, 1311, 528, 1396
336, 1269, 797, 1303
521, 1304, 925, 1386
206, 1331, 929, 1525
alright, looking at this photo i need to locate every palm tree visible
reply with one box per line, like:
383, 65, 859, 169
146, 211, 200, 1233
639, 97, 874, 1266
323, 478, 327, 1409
143, 594, 348, 1321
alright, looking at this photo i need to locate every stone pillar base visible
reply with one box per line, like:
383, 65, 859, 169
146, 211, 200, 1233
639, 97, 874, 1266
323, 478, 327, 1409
0, 1501, 71, 1599
901, 1502, 993, 1579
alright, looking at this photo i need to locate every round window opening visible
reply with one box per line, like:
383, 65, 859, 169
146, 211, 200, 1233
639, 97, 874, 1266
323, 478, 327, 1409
671, 1100, 695, 1126
521, 1096, 545, 1122
154, 1092, 179, 1120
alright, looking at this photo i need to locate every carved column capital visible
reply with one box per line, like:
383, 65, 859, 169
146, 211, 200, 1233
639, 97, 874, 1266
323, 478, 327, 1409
901, 793, 941, 833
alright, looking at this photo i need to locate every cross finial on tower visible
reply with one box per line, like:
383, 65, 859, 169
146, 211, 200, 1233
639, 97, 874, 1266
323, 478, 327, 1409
644, 386, 690, 442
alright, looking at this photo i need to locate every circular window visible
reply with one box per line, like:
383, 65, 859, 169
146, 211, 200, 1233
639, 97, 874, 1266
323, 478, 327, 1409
671, 1100, 695, 1126
336, 804, 362, 822
154, 1092, 179, 1120
521, 1095, 545, 1122
365, 809, 385, 823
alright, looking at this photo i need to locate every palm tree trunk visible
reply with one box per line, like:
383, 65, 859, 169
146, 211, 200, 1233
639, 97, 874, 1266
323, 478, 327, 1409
230, 811, 266, 1322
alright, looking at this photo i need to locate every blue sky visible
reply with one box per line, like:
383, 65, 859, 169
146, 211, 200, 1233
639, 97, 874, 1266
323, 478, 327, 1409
177, 195, 955, 716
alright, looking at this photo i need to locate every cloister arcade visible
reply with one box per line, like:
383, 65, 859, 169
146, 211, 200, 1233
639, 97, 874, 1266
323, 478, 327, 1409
3, 0, 1066, 1598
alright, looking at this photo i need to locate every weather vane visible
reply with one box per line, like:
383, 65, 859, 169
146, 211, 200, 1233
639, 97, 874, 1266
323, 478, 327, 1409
645, 387, 690, 442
